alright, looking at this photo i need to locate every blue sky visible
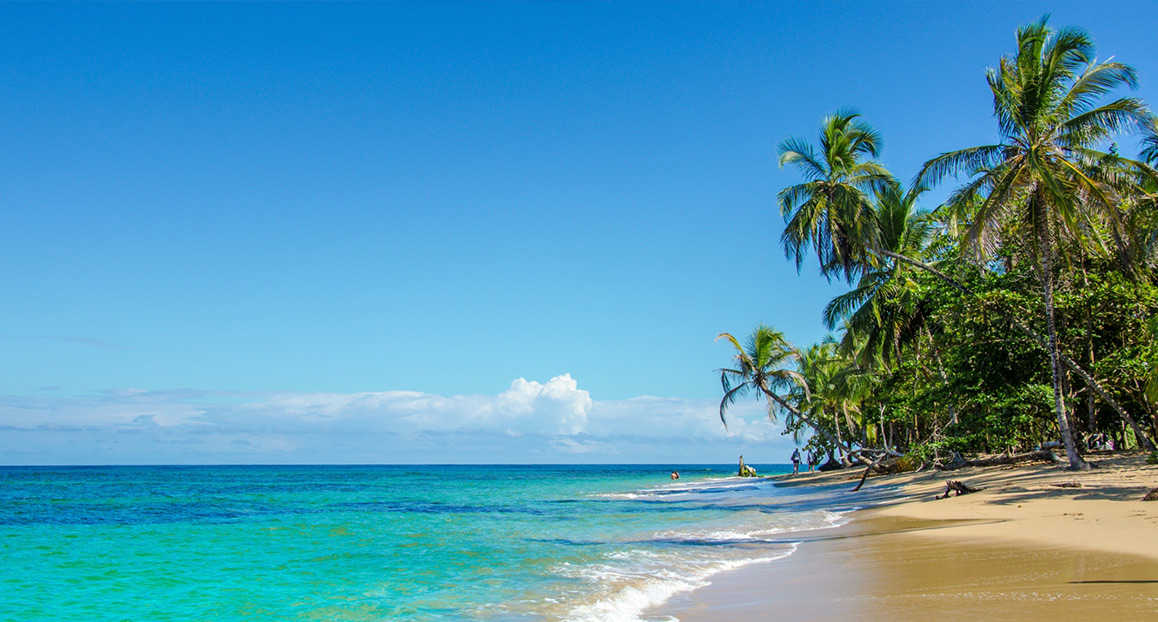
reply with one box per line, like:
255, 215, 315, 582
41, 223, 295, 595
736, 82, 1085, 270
2, 2, 1155, 464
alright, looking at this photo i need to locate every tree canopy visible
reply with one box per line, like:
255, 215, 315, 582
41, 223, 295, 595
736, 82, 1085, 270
723, 17, 1158, 470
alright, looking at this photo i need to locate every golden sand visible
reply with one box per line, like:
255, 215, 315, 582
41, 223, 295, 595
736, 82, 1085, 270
650, 453, 1158, 621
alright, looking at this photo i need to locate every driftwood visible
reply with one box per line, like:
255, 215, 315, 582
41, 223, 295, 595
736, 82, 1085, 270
1143, 488, 1158, 502
936, 480, 983, 499
850, 453, 889, 493
940, 449, 1064, 471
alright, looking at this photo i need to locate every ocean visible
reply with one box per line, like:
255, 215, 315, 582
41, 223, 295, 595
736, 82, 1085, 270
0, 465, 858, 621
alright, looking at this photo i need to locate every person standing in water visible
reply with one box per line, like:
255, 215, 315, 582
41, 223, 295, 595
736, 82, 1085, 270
791, 448, 801, 475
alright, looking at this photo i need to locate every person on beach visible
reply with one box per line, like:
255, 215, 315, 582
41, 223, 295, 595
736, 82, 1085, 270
806, 451, 815, 473
670, 471, 680, 480
791, 448, 801, 475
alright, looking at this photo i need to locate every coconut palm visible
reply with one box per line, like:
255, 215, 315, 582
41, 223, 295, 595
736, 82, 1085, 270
777, 120, 1157, 453
824, 183, 935, 367
716, 326, 848, 452
794, 340, 868, 466
1141, 118, 1158, 165
1127, 119, 1158, 270
778, 110, 896, 282
916, 17, 1155, 469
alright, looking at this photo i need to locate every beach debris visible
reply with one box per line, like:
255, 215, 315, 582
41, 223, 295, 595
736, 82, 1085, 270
850, 452, 891, 492
1143, 488, 1158, 502
941, 452, 968, 470
935, 480, 983, 499
1052, 482, 1082, 488
940, 449, 1064, 471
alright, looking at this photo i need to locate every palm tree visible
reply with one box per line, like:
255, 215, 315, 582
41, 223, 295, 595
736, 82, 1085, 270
795, 340, 867, 466
716, 326, 848, 452
824, 183, 934, 367
778, 110, 896, 282
1141, 118, 1158, 165
916, 17, 1154, 469
825, 184, 965, 434
1129, 118, 1158, 270
772, 60, 1155, 452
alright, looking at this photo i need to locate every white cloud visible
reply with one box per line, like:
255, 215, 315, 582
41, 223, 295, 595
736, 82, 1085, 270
496, 374, 591, 434
245, 373, 592, 436
0, 375, 794, 464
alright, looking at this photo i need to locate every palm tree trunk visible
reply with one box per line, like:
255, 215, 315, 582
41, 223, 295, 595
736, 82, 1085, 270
1036, 202, 1086, 471
833, 409, 852, 466
834, 409, 843, 448
878, 404, 888, 450
1043, 269, 1085, 468
877, 248, 1156, 451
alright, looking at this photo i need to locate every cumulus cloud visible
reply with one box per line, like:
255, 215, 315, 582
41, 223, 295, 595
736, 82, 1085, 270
0, 375, 791, 464
247, 374, 592, 436
496, 375, 592, 434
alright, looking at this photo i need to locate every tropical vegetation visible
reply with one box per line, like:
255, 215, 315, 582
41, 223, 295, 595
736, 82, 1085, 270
719, 17, 1158, 472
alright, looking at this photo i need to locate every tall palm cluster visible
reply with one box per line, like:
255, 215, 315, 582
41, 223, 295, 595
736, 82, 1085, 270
719, 17, 1158, 471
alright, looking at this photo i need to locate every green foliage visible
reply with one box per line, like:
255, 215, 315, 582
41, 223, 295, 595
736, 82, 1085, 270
893, 453, 921, 473
723, 16, 1158, 462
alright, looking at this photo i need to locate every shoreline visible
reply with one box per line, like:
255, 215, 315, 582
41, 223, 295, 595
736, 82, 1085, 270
648, 452, 1158, 621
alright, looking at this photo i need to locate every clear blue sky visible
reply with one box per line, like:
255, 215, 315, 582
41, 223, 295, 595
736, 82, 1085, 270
2, 2, 1155, 464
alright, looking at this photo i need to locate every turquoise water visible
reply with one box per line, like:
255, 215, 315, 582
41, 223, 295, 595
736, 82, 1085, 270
0, 465, 848, 621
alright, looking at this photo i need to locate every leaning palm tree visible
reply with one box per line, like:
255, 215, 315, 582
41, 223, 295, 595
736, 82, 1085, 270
778, 110, 896, 282
824, 183, 934, 367
916, 17, 1155, 469
795, 340, 869, 466
716, 326, 848, 452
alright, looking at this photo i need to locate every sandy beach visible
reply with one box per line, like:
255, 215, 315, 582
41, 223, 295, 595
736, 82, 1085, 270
650, 452, 1158, 621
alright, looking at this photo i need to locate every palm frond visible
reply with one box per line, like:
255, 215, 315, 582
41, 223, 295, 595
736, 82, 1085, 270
1062, 97, 1153, 144
916, 145, 1006, 188
1060, 61, 1140, 117
777, 137, 827, 181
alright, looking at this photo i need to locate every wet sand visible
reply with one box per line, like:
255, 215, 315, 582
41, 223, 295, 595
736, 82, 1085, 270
650, 453, 1158, 621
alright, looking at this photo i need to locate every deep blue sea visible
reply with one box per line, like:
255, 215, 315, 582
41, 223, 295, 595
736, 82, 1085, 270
0, 465, 858, 621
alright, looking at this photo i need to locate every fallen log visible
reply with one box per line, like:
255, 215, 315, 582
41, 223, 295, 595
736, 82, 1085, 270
936, 480, 983, 499
850, 453, 889, 493
940, 449, 1063, 471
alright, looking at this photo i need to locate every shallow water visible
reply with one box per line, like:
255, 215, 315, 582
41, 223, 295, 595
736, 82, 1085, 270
0, 465, 846, 621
